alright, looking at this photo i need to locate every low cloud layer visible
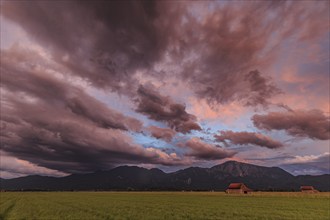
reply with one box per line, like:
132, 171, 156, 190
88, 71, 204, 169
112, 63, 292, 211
280, 153, 330, 175
0, 153, 69, 178
252, 110, 330, 140
215, 130, 283, 149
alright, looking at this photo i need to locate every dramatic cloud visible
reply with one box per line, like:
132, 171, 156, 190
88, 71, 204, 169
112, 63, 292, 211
1, 114, 183, 173
252, 110, 330, 140
3, 1, 327, 107
0, 1, 329, 177
1, 1, 182, 94
136, 85, 201, 133
181, 138, 236, 160
147, 126, 176, 142
174, 1, 328, 107
215, 130, 283, 149
1, 45, 143, 132
0, 45, 184, 173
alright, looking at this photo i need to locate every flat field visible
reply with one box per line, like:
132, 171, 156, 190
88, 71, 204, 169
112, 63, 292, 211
0, 192, 329, 220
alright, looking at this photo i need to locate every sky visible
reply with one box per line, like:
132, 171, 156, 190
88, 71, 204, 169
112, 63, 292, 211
0, 0, 329, 179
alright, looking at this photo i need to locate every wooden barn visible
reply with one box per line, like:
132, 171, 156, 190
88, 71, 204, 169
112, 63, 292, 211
300, 186, 318, 193
226, 183, 252, 194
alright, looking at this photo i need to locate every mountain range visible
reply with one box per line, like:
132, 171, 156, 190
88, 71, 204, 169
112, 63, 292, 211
1, 161, 329, 191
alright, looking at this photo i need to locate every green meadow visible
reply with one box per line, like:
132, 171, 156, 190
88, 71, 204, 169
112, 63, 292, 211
0, 192, 329, 220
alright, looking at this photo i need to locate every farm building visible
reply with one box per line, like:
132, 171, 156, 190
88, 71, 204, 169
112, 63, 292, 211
226, 183, 252, 194
300, 186, 318, 193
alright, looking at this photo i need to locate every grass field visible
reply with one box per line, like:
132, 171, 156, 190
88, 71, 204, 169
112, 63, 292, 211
0, 192, 329, 220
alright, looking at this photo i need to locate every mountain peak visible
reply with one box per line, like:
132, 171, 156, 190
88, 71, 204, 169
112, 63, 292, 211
212, 160, 255, 169
210, 160, 292, 178
221, 160, 245, 165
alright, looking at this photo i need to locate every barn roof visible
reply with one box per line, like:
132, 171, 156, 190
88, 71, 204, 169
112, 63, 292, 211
300, 186, 314, 190
228, 183, 244, 189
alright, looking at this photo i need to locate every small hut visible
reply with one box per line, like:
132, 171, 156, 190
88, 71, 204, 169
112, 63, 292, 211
300, 186, 318, 193
226, 183, 252, 194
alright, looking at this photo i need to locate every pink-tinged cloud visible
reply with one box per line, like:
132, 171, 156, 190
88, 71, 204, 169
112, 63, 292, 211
0, 153, 69, 178
188, 98, 249, 126
0, 45, 186, 173
252, 110, 330, 140
215, 130, 283, 149
136, 85, 201, 133
174, 2, 328, 107
1, 47, 143, 132
147, 126, 176, 142
181, 138, 236, 160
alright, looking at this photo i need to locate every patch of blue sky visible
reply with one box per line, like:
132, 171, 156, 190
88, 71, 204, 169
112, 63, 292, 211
129, 131, 175, 150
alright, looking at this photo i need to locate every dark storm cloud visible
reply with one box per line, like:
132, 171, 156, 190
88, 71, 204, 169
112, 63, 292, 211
147, 126, 176, 142
3, 1, 328, 107
180, 138, 236, 160
252, 110, 330, 140
0, 46, 183, 173
136, 85, 201, 133
1, 0, 182, 94
1, 47, 142, 132
215, 130, 283, 149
